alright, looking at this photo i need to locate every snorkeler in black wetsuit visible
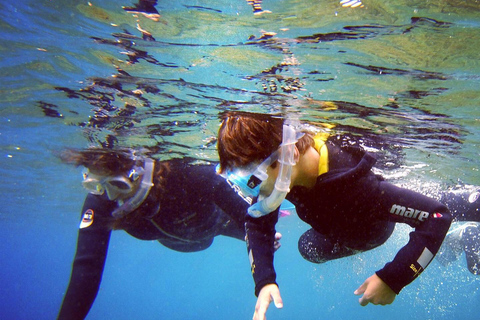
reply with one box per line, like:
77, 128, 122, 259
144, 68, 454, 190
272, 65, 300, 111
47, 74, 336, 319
216, 111, 480, 320
56, 150, 251, 320
244, 138, 454, 295
292, 141, 480, 277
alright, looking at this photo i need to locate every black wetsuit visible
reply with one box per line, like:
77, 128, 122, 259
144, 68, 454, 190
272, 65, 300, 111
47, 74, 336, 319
246, 140, 458, 296
58, 159, 248, 320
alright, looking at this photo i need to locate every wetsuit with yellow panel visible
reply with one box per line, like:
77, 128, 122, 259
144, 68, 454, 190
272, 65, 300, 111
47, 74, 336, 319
245, 133, 458, 296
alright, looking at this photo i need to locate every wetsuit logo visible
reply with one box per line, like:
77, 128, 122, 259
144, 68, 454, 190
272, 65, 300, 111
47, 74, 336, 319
469, 191, 480, 203
226, 179, 254, 205
390, 204, 429, 222
80, 209, 94, 229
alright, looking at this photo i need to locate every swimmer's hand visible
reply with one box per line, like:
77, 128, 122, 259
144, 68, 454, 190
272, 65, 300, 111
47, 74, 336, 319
253, 284, 283, 320
273, 232, 282, 251
354, 274, 396, 306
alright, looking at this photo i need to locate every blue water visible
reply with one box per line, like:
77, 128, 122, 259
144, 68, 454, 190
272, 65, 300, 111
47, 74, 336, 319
1, 0, 480, 319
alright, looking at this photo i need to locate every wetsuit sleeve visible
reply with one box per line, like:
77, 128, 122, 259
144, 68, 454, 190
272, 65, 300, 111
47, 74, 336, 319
212, 177, 251, 240
375, 188, 452, 294
245, 208, 279, 296
57, 194, 116, 320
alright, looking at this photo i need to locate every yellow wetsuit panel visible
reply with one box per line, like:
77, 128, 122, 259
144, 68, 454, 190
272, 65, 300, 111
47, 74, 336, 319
313, 132, 329, 176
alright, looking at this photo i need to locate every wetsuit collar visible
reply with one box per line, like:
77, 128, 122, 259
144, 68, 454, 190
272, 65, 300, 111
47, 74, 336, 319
313, 132, 329, 176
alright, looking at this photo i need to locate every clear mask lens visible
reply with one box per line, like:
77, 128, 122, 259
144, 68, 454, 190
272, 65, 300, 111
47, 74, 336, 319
82, 179, 106, 195
222, 150, 280, 201
228, 150, 279, 181
82, 169, 135, 199
252, 151, 279, 181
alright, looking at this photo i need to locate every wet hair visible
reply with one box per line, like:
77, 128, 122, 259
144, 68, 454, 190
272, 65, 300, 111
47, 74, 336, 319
58, 148, 137, 175
217, 111, 314, 173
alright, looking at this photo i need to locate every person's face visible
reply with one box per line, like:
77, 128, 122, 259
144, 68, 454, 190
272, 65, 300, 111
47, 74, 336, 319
258, 145, 319, 196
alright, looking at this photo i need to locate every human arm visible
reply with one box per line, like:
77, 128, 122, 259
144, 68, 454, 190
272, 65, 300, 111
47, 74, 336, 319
57, 194, 115, 320
245, 208, 280, 318
373, 186, 453, 296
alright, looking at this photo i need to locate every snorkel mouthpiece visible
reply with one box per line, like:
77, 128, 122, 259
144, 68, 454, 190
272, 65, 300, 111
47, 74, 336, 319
247, 124, 297, 218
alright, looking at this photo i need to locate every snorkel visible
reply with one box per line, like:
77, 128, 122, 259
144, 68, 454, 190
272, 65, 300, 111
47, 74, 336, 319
247, 124, 298, 218
111, 158, 155, 218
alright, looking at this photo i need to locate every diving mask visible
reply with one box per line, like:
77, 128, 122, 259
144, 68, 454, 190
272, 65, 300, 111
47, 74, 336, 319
220, 126, 304, 217
82, 166, 144, 200
218, 151, 280, 204
82, 158, 155, 218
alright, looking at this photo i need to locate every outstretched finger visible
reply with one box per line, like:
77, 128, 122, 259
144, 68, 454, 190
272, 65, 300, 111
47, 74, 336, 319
354, 282, 369, 306
271, 290, 283, 309
354, 282, 367, 296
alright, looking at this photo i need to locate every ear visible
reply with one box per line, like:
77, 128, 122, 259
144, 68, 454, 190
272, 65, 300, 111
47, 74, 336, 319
293, 146, 300, 164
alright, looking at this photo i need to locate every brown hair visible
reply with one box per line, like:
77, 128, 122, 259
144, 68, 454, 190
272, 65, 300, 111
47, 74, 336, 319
58, 148, 136, 175
217, 111, 314, 173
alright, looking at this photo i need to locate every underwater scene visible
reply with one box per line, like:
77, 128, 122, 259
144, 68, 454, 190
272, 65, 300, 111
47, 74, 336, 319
1, 0, 480, 319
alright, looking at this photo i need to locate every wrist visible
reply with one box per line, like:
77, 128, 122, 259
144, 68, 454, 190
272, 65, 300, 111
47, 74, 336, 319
255, 280, 278, 297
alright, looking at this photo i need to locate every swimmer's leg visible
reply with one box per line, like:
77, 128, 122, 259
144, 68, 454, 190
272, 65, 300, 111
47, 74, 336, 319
436, 223, 465, 266
441, 189, 480, 222
462, 224, 480, 275
158, 237, 213, 253
298, 228, 358, 263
